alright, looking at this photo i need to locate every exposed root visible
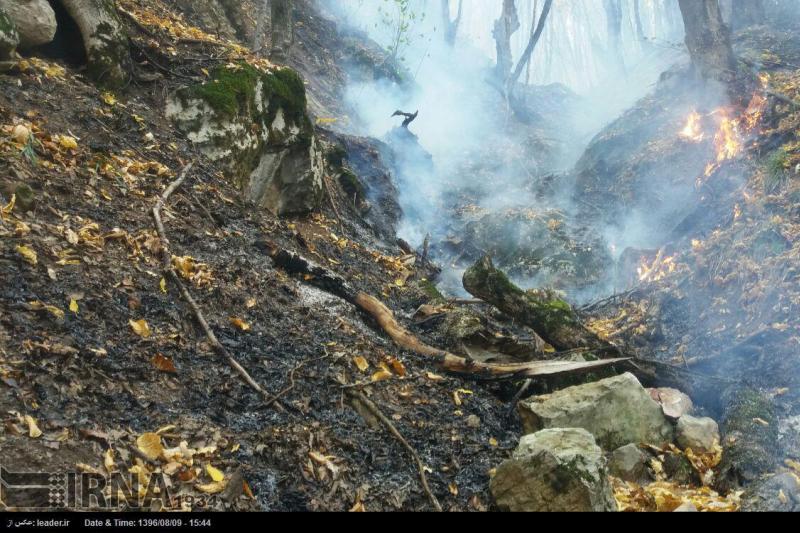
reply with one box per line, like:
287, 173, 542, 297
152, 165, 273, 401
346, 390, 443, 512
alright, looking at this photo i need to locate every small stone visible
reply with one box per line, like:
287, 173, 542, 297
648, 387, 693, 419
608, 443, 649, 482
676, 415, 720, 452
465, 415, 480, 429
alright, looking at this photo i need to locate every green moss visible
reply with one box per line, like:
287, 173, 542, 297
0, 9, 14, 34
417, 279, 445, 302
326, 145, 348, 168
720, 388, 779, 480
190, 62, 262, 118
338, 168, 365, 203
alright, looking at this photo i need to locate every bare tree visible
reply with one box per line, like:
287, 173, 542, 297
678, 0, 736, 83
270, 0, 293, 62
603, 0, 625, 74
509, 0, 554, 88
440, 0, 463, 46
731, 0, 766, 30
493, 0, 520, 82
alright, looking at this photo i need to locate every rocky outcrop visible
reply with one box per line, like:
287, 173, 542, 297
59, 0, 131, 88
0, 6, 19, 59
0, 0, 56, 48
490, 428, 617, 512
519, 373, 674, 450
167, 63, 324, 216
676, 415, 719, 452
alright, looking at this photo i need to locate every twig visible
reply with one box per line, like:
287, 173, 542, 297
506, 378, 533, 419
152, 165, 272, 400
346, 390, 442, 512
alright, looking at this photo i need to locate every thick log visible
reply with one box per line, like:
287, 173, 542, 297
462, 256, 612, 352
261, 241, 629, 381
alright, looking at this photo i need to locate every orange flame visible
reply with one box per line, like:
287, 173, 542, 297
679, 111, 705, 142
637, 251, 677, 283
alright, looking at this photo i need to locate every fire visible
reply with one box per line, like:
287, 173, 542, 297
679, 111, 705, 142
637, 251, 677, 283
714, 115, 741, 163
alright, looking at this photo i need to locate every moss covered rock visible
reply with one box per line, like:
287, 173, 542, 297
167, 63, 323, 216
0, 6, 19, 60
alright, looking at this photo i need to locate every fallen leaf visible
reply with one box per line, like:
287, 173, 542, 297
196, 480, 227, 494
371, 363, 393, 382
206, 464, 225, 482
151, 354, 177, 373
69, 299, 79, 314
353, 356, 369, 373
136, 433, 163, 460
489, 437, 499, 447
129, 319, 152, 338
230, 317, 251, 331
104, 448, 116, 472
24, 415, 42, 438
159, 278, 167, 294
426, 372, 446, 382
389, 358, 407, 377
56, 135, 78, 151
16, 244, 37, 266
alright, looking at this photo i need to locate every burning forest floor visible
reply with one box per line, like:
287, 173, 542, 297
1, 0, 800, 513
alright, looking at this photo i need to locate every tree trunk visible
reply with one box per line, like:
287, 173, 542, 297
270, 0, 293, 62
603, 0, 625, 74
508, 0, 553, 88
463, 256, 613, 352
493, 0, 519, 83
678, 0, 736, 83
731, 0, 766, 30
633, 0, 646, 43
441, 0, 463, 46
60, 0, 132, 89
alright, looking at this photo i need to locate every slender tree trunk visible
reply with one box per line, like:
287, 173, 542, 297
603, 0, 625, 74
493, 0, 520, 82
270, 0, 293, 62
509, 0, 553, 87
731, 0, 766, 30
633, 0, 646, 43
441, 0, 463, 46
678, 0, 737, 83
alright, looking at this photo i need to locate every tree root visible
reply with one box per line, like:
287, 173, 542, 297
346, 390, 442, 512
263, 242, 629, 381
153, 165, 274, 401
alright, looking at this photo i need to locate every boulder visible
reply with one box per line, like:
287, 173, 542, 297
490, 428, 617, 512
167, 63, 323, 216
0, 6, 19, 59
676, 415, 719, 452
648, 387, 693, 419
519, 373, 674, 450
608, 443, 649, 483
0, 0, 55, 48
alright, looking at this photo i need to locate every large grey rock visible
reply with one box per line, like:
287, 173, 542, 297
0, 7, 19, 59
519, 373, 674, 450
676, 415, 719, 452
167, 65, 323, 216
490, 428, 617, 512
608, 443, 649, 483
0, 0, 55, 48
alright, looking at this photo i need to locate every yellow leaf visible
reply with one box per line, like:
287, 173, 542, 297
245, 298, 257, 309
104, 448, 116, 472
69, 299, 79, 314
11, 124, 31, 145
353, 356, 369, 373
196, 480, 227, 494
136, 433, 164, 460
159, 278, 167, 294
489, 437, 499, 447
16, 244, 37, 266
389, 358, 407, 377
206, 464, 225, 482
371, 363, 393, 382
426, 372, 446, 382
230, 317, 251, 331
57, 135, 78, 151
1, 194, 15, 220
100, 92, 117, 106
24, 415, 42, 438
129, 319, 152, 338
449, 482, 459, 496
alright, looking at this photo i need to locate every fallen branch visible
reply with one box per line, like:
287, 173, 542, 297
153, 165, 273, 400
346, 390, 442, 512
263, 242, 629, 380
